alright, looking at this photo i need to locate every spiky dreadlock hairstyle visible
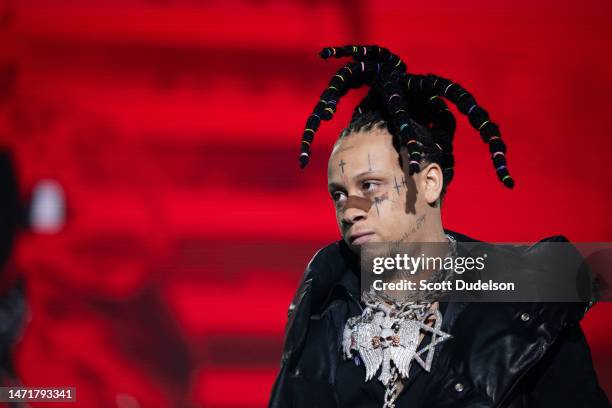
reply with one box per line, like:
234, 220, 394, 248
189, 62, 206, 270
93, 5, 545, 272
299, 45, 514, 198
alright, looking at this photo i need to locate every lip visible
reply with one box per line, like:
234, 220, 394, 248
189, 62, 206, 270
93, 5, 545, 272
348, 230, 376, 245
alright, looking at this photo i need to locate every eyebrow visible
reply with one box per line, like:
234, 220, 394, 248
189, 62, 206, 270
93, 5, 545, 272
354, 170, 382, 179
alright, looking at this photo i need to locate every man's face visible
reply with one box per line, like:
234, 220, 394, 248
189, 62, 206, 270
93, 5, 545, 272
327, 127, 429, 254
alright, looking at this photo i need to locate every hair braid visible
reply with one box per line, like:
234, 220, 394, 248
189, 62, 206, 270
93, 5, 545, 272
402, 73, 457, 185
374, 70, 426, 175
300, 60, 387, 168
299, 45, 515, 190
319, 45, 407, 73
425, 74, 514, 188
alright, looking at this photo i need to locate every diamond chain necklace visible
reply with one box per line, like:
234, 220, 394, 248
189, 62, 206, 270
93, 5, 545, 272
342, 234, 456, 408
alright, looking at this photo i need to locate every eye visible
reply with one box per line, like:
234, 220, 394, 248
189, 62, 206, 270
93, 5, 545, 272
362, 181, 380, 194
331, 191, 347, 204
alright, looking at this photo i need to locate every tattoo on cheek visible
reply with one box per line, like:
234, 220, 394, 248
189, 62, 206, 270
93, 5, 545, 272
393, 175, 403, 195
373, 192, 389, 216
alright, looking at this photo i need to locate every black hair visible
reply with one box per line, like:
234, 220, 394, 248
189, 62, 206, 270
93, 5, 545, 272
298, 45, 514, 196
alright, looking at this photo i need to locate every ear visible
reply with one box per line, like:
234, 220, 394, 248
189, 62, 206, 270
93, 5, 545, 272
419, 162, 443, 206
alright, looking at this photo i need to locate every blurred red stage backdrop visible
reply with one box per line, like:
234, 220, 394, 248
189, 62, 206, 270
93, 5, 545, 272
0, 0, 611, 407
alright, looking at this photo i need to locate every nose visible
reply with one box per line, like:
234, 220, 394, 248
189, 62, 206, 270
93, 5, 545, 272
341, 205, 368, 226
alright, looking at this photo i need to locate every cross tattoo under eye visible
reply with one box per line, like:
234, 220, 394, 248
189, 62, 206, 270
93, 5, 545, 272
339, 160, 346, 174
373, 193, 389, 216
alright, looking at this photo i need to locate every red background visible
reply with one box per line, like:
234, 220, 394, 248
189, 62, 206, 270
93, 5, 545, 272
0, 0, 611, 407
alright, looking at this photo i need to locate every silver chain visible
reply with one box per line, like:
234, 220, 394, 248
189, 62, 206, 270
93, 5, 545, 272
344, 233, 456, 408
383, 366, 401, 408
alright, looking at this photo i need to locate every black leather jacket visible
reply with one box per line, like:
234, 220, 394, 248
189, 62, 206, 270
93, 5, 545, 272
269, 230, 611, 408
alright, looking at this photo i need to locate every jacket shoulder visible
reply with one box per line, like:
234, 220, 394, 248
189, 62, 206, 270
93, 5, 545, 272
286, 241, 343, 323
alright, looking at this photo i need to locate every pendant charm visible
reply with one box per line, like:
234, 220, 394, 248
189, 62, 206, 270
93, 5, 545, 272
342, 296, 451, 386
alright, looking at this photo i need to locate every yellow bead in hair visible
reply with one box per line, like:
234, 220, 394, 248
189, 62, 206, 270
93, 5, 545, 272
478, 120, 490, 130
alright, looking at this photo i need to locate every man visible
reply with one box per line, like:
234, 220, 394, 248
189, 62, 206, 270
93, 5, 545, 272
268, 45, 610, 407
